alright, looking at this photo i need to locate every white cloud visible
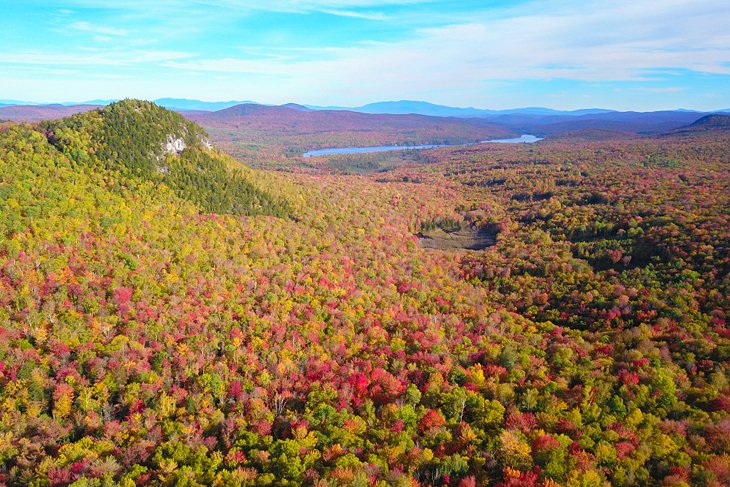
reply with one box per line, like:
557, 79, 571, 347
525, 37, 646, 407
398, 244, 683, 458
319, 9, 389, 20
50, 0, 426, 14
6, 0, 730, 108
71, 21, 128, 36
0, 50, 192, 67
162, 0, 730, 86
630, 87, 687, 93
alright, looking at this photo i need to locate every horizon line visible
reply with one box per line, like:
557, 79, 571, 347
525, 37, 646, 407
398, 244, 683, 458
2, 98, 728, 114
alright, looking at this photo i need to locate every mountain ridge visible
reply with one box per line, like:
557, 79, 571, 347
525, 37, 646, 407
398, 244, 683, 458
340, 100, 618, 118
2, 97, 726, 115
0, 100, 718, 136
670, 113, 730, 134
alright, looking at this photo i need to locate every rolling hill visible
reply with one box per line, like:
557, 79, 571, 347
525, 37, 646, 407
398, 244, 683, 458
40, 100, 290, 217
0, 104, 101, 122
189, 103, 510, 135
673, 113, 730, 133
186, 103, 514, 161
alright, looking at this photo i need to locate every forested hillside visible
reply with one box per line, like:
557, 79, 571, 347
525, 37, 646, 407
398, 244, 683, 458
41, 100, 290, 217
0, 104, 728, 486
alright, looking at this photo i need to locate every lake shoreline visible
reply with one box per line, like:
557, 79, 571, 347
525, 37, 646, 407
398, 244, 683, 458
302, 134, 543, 157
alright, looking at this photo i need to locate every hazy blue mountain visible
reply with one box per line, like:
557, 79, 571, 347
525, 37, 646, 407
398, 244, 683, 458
79, 99, 117, 106
496, 110, 707, 136
497, 107, 616, 116
154, 98, 255, 111
0, 99, 37, 106
355, 100, 495, 117
1, 98, 726, 134
2, 97, 726, 119
304, 100, 617, 118
302, 101, 490, 116
280, 103, 313, 111
1, 99, 112, 107
0, 104, 101, 122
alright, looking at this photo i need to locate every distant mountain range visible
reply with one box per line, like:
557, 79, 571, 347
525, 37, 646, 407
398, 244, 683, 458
3, 97, 726, 116
2, 98, 728, 136
0, 104, 101, 122
0, 98, 253, 112
494, 110, 710, 137
310, 100, 620, 118
191, 104, 715, 139
186, 103, 512, 146
153, 98, 256, 111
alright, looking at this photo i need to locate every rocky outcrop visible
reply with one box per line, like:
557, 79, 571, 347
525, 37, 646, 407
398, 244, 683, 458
164, 136, 187, 155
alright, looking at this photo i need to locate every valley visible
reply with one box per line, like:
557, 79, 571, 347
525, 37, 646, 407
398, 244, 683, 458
0, 101, 728, 486
5, 0, 730, 483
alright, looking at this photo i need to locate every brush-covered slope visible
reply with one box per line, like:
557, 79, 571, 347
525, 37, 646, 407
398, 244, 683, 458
42, 99, 290, 217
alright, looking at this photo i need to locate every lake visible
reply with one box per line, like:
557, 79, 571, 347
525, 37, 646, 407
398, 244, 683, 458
302, 134, 542, 157
485, 134, 542, 144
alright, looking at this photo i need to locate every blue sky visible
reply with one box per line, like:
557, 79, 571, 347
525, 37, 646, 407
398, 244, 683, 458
2, 0, 729, 110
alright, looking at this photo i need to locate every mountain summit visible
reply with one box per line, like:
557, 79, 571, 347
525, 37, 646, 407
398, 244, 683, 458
41, 99, 290, 217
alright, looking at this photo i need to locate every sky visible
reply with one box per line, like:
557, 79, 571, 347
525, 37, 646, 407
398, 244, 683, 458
1, 0, 729, 111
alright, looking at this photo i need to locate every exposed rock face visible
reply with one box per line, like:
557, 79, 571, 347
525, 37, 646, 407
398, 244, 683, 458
165, 136, 187, 155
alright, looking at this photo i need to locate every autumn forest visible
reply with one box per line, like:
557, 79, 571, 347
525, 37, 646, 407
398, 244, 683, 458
0, 99, 728, 487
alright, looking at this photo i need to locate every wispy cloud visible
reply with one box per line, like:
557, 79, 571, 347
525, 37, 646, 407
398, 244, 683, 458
631, 87, 687, 93
71, 21, 128, 37
0, 50, 191, 67
3, 0, 730, 109
163, 0, 730, 81
320, 9, 389, 20
42, 0, 427, 14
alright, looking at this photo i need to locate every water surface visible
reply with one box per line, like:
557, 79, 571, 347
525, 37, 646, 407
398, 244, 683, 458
303, 144, 447, 158
484, 134, 542, 144
302, 134, 542, 157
